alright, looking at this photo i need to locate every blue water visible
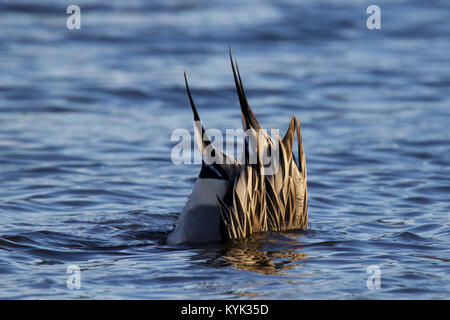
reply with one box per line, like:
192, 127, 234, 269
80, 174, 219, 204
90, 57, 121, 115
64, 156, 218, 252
0, 0, 449, 299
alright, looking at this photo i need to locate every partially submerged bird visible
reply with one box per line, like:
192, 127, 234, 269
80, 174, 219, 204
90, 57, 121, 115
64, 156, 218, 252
167, 51, 308, 244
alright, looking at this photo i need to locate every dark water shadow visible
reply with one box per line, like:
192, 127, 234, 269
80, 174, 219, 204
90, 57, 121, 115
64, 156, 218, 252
173, 231, 310, 276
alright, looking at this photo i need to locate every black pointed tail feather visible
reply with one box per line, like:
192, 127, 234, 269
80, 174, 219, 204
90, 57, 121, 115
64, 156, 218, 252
184, 71, 239, 169
184, 72, 211, 153
229, 48, 262, 132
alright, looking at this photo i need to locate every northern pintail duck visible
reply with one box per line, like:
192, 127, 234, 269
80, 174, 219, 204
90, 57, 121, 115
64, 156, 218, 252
167, 51, 308, 244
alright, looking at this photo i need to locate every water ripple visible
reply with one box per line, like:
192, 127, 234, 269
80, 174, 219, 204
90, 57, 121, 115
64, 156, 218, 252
0, 0, 449, 299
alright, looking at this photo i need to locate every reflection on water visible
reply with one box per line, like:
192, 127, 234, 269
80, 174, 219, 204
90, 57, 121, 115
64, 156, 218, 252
194, 233, 309, 275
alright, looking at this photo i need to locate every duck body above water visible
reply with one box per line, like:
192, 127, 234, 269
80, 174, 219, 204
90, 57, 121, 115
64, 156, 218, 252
167, 51, 308, 245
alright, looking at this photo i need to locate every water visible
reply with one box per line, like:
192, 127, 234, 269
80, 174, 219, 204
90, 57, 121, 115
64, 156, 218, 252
0, 0, 449, 299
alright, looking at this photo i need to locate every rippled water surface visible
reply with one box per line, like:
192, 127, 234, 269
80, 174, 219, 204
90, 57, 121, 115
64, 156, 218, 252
0, 0, 449, 299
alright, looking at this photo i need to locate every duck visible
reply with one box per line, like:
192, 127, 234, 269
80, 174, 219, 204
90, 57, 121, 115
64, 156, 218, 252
166, 50, 308, 244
